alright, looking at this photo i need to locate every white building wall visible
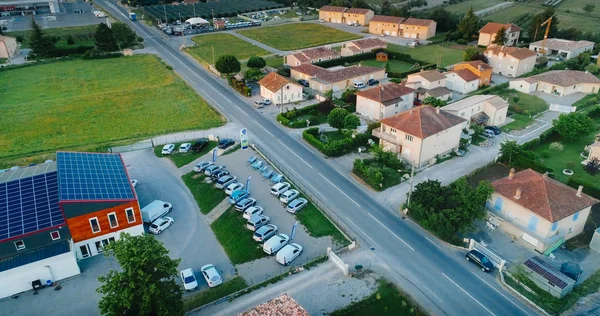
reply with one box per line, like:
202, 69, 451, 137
420, 124, 462, 164
445, 73, 478, 94
509, 79, 534, 93
356, 96, 380, 120
75, 225, 144, 259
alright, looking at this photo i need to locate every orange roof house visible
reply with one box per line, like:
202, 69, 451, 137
453, 60, 493, 87
478, 22, 522, 47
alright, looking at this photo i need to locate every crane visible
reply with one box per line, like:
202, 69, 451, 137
535, 15, 556, 55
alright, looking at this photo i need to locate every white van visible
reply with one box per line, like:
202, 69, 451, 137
263, 234, 289, 255
141, 200, 172, 223
275, 243, 303, 265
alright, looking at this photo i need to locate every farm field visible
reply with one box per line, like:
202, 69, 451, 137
484, 4, 540, 23
0, 55, 224, 160
388, 43, 466, 67
143, 0, 283, 22
187, 33, 270, 64
5, 24, 98, 49
237, 23, 361, 51
444, 0, 504, 14
557, 0, 600, 19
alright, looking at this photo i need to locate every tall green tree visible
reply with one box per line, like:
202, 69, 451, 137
351, 0, 370, 9
97, 234, 183, 316
215, 54, 241, 77
94, 22, 118, 52
529, 8, 559, 41
491, 27, 507, 45
343, 114, 361, 130
330, 0, 348, 6
456, 7, 479, 40
499, 140, 521, 164
380, 0, 392, 15
422, 96, 446, 107
328, 108, 349, 130
583, 4, 595, 14
246, 56, 266, 69
29, 18, 55, 58
112, 22, 141, 49
552, 112, 596, 141
428, 8, 458, 33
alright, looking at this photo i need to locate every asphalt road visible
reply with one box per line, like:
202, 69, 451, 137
94, 2, 536, 315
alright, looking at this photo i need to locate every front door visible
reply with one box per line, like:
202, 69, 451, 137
80, 245, 90, 258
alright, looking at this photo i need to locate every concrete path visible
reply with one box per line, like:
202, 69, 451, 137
224, 30, 286, 55
205, 198, 230, 225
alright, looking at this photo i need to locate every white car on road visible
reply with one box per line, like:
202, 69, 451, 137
180, 268, 198, 291
201, 264, 223, 288
161, 144, 175, 155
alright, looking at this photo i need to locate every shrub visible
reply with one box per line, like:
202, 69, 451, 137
585, 157, 600, 176
540, 150, 550, 158
567, 176, 600, 199
456, 39, 468, 45
353, 159, 384, 188
512, 95, 520, 103
317, 100, 335, 114
66, 35, 75, 45
549, 142, 564, 152
277, 68, 290, 77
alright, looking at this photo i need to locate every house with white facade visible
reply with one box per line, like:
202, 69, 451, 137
478, 22, 521, 47
484, 45, 537, 78
258, 72, 303, 105
355, 83, 416, 120
510, 70, 600, 96
405, 69, 452, 101
445, 69, 480, 94
442, 95, 509, 127
529, 38, 594, 60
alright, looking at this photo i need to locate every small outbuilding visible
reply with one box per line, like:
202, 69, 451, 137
376, 51, 388, 61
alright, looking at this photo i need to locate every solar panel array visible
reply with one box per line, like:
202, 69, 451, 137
57, 152, 134, 201
524, 257, 569, 289
0, 171, 64, 241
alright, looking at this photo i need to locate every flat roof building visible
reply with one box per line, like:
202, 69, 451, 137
0, 0, 61, 15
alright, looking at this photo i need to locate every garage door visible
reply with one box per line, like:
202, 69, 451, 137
391, 31, 397, 36
384, 30, 390, 35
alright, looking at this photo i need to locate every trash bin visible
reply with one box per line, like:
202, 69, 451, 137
355, 264, 363, 270
31, 279, 42, 290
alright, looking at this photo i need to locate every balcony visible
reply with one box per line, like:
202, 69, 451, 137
372, 128, 399, 145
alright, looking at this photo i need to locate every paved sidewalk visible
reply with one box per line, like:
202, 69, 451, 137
225, 30, 286, 55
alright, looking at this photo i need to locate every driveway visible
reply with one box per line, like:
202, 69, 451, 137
533, 92, 587, 106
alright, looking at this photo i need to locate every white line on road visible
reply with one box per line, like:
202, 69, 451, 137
416, 282, 442, 303
367, 213, 414, 251
425, 237, 442, 250
253, 120, 274, 137
299, 175, 328, 201
319, 173, 361, 208
471, 272, 532, 316
278, 140, 313, 169
346, 217, 381, 248
442, 273, 497, 316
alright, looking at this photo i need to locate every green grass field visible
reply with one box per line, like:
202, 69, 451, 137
295, 198, 348, 245
265, 56, 284, 68
350, 59, 414, 73
237, 23, 361, 51
181, 173, 227, 214
496, 90, 548, 116
5, 24, 98, 49
445, 0, 504, 14
154, 141, 217, 167
0, 55, 224, 160
331, 280, 422, 315
485, 4, 541, 23
388, 43, 465, 67
502, 113, 535, 132
557, 0, 600, 19
188, 33, 269, 64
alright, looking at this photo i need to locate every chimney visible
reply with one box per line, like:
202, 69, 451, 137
508, 168, 515, 179
436, 107, 440, 114
577, 185, 584, 197
514, 187, 522, 200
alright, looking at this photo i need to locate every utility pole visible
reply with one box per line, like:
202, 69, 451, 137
438, 41, 444, 68
212, 46, 215, 64
403, 161, 416, 215
193, 3, 196, 17
211, 9, 215, 24
163, 3, 167, 24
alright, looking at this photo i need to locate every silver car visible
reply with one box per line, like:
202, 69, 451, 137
279, 189, 299, 204
253, 224, 277, 243
215, 175, 236, 189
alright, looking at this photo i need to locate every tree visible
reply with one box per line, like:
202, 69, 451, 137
463, 47, 488, 63
351, 0, 370, 9
380, 0, 392, 15
66, 35, 75, 45
529, 8, 559, 41
330, 0, 347, 6
456, 7, 479, 40
422, 96, 446, 107
246, 56, 266, 69
215, 54, 241, 77
552, 112, 596, 141
499, 140, 521, 164
343, 114, 360, 130
491, 27, 507, 45
428, 8, 458, 33
328, 108, 349, 130
244, 68, 263, 81
585, 157, 600, 176
112, 22, 141, 49
97, 234, 183, 316
94, 22, 117, 52
324, 89, 333, 100
341, 87, 359, 105
583, 4, 595, 14
29, 18, 55, 58
585, 63, 600, 75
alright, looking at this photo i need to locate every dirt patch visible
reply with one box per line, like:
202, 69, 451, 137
466, 163, 510, 187
449, 45, 468, 50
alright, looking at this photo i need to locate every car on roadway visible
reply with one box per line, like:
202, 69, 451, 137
243, 206, 264, 220
246, 214, 270, 231
228, 190, 249, 204
204, 164, 224, 176
179, 143, 192, 153
298, 79, 309, 87
148, 217, 174, 234
484, 126, 501, 135
192, 138, 209, 152
194, 161, 213, 173
253, 224, 277, 243
367, 79, 379, 86
131, 179, 138, 188
200, 264, 223, 288
287, 198, 308, 213
180, 268, 198, 291
465, 250, 494, 272
218, 139, 235, 149
353, 82, 366, 89
279, 189, 299, 204
161, 144, 175, 155
215, 175, 236, 189
263, 233, 290, 254
276, 243, 303, 265
270, 182, 291, 197
225, 183, 244, 195
236, 198, 257, 211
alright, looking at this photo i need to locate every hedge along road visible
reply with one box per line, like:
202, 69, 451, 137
95, 1, 535, 315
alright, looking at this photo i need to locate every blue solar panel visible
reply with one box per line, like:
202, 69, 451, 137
0, 171, 64, 242
56, 152, 134, 201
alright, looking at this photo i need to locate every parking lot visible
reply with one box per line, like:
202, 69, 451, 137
1, 2, 101, 32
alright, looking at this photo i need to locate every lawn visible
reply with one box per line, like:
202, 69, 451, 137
181, 172, 227, 214
557, 0, 600, 19
210, 207, 269, 264
187, 33, 269, 64
237, 23, 361, 51
350, 59, 414, 73
387, 43, 466, 68
331, 280, 422, 315
485, 4, 541, 23
445, 0, 504, 14
0, 55, 224, 160
295, 199, 348, 245
498, 90, 548, 116
321, 130, 348, 142
183, 276, 247, 312
5, 24, 98, 48
502, 113, 534, 132
265, 56, 284, 68
154, 141, 217, 167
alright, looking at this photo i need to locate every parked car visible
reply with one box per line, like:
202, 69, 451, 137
261, 99, 272, 105
287, 198, 308, 213
211, 169, 230, 181
218, 138, 235, 149
192, 138, 209, 151
367, 79, 379, 86
253, 100, 264, 108
298, 79, 309, 87
270, 182, 291, 197
263, 233, 290, 255
482, 129, 495, 138
246, 214, 270, 231
276, 243, 303, 265
353, 82, 366, 89
148, 217, 174, 234
279, 189, 299, 204
253, 224, 278, 243
215, 175, 236, 189
236, 198, 257, 211
179, 143, 192, 153
466, 250, 494, 272
194, 161, 213, 173
271, 174, 284, 184
228, 190, 249, 204
204, 164, 224, 176
180, 268, 198, 291
243, 206, 264, 220
484, 126, 501, 135
131, 179, 138, 188
161, 144, 175, 155
225, 183, 244, 195
200, 264, 223, 288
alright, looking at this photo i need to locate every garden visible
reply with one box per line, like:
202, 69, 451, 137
187, 33, 269, 65
142, 0, 283, 22
277, 100, 335, 128
353, 144, 409, 191
387, 42, 466, 68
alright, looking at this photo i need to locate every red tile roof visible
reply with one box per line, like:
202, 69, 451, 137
409, 69, 446, 82
492, 169, 598, 222
350, 38, 387, 50
452, 69, 480, 82
356, 83, 415, 104
346, 8, 372, 15
458, 60, 492, 71
292, 64, 383, 84
479, 22, 521, 34
379, 105, 466, 138
517, 70, 600, 87
371, 15, 405, 24
319, 5, 347, 13
403, 18, 434, 27
258, 72, 299, 92
240, 294, 309, 316
484, 45, 537, 60
296, 47, 340, 60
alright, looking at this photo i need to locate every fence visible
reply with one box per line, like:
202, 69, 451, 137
475, 2, 514, 17
549, 104, 576, 113
109, 131, 239, 153
110, 140, 154, 153
469, 239, 507, 271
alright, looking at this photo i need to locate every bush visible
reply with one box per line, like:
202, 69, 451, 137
302, 128, 370, 157
66, 35, 75, 45
456, 39, 468, 45
353, 159, 384, 188
277, 68, 290, 77
82, 48, 122, 60
549, 142, 564, 152
567, 176, 600, 199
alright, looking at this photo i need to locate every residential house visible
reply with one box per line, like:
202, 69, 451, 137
372, 105, 466, 167
258, 72, 303, 105
529, 38, 594, 60
290, 63, 386, 93
444, 69, 480, 94
368, 15, 405, 36
355, 83, 416, 120
478, 22, 521, 47
509, 70, 600, 96
343, 8, 374, 25
284, 47, 340, 66
318, 6, 347, 23
484, 45, 537, 78
0, 162, 81, 299
0, 35, 19, 59
56, 152, 144, 260
341, 38, 387, 57
214, 20, 226, 30
488, 168, 598, 253
399, 18, 436, 40
405, 69, 452, 101
453, 61, 493, 87
442, 94, 509, 126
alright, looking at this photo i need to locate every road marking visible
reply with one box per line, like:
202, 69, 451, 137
253, 120, 274, 137
417, 282, 442, 302
346, 217, 381, 248
471, 272, 532, 316
442, 273, 497, 316
425, 237, 442, 250
278, 140, 313, 169
367, 213, 414, 251
302, 180, 328, 201
318, 173, 361, 208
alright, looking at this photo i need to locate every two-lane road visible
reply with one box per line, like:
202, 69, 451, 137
95, 2, 536, 315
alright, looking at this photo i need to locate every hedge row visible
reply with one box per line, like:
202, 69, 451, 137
353, 159, 383, 189
388, 63, 436, 78
302, 127, 370, 157
567, 176, 600, 199
276, 113, 310, 128
313, 52, 377, 68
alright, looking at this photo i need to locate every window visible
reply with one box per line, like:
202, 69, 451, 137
125, 208, 136, 223
50, 231, 60, 240
405, 134, 414, 142
573, 212, 580, 221
80, 245, 90, 258
551, 222, 558, 231
95, 241, 104, 253
390, 128, 397, 134
109, 237, 116, 243
90, 217, 101, 233
14, 240, 25, 250
108, 212, 118, 228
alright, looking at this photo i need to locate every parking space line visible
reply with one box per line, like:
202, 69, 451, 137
442, 273, 497, 316
278, 140, 313, 169
318, 173, 361, 207
471, 272, 531, 316
425, 237, 442, 250
253, 120, 274, 137
346, 217, 381, 248
367, 213, 414, 251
